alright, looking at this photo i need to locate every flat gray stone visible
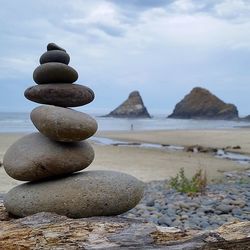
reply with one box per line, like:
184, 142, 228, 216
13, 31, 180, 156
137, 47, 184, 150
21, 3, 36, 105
47, 43, 66, 52
31, 105, 98, 142
4, 170, 144, 218
33, 63, 78, 84
3, 133, 94, 181
24, 84, 94, 107
39, 50, 70, 65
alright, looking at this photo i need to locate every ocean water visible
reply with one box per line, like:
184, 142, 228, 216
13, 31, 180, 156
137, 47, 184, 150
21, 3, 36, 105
0, 112, 250, 133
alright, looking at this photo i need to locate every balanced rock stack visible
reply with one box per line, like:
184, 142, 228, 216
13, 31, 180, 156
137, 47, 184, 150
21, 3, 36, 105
3, 43, 144, 218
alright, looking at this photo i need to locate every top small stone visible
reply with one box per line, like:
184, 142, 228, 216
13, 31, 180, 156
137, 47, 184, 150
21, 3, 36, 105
47, 43, 66, 52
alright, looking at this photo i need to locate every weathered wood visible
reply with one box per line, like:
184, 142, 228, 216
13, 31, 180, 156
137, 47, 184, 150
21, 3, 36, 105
0, 201, 249, 249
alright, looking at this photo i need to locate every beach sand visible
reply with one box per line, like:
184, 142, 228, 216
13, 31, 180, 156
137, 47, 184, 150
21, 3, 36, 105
97, 129, 250, 154
0, 130, 249, 193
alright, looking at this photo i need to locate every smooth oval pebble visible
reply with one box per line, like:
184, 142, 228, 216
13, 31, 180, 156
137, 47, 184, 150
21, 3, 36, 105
31, 105, 98, 142
4, 170, 144, 218
24, 84, 94, 107
3, 133, 94, 181
39, 50, 70, 65
47, 43, 66, 52
33, 63, 78, 84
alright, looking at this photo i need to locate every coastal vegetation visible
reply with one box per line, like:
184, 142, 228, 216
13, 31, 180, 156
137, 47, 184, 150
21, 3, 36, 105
169, 168, 207, 195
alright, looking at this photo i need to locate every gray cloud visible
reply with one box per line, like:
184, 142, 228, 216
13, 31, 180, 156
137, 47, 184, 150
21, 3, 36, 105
94, 23, 125, 37
1, 0, 250, 115
107, 0, 172, 8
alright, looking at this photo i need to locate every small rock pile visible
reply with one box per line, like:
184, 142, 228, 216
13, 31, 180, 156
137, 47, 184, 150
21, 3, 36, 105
3, 43, 144, 218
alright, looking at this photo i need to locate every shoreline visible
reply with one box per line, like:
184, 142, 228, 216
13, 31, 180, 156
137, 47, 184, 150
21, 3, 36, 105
0, 129, 249, 192
96, 128, 250, 154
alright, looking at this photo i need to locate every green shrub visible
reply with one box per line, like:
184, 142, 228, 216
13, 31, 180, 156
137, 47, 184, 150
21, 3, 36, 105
169, 168, 207, 195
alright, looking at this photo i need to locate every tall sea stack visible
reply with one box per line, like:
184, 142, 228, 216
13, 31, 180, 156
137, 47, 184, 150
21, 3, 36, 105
107, 90, 151, 118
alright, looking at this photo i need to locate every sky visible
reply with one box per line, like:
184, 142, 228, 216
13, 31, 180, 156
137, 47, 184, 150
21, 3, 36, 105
1, 0, 250, 116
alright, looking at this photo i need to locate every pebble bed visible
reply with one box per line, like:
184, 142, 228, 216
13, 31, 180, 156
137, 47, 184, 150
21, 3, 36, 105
0, 169, 249, 231
123, 174, 250, 230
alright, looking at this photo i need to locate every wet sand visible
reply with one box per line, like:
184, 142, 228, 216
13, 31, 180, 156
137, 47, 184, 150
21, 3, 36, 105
0, 130, 249, 192
97, 129, 250, 154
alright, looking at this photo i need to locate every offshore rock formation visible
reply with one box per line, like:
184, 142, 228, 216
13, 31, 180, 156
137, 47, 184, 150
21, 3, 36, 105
241, 115, 250, 121
107, 91, 151, 118
168, 87, 238, 120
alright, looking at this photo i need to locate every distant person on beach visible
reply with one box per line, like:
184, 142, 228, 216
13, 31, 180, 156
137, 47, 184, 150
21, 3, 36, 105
130, 124, 134, 131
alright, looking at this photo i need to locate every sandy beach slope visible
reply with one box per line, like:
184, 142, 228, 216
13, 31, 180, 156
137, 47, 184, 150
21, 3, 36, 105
97, 128, 250, 154
0, 130, 249, 192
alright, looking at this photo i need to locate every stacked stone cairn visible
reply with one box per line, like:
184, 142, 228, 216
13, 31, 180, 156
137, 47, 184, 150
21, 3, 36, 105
3, 43, 144, 218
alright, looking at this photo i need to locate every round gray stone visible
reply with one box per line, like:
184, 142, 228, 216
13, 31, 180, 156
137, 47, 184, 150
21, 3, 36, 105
4, 170, 144, 218
47, 43, 66, 52
216, 204, 233, 214
31, 105, 98, 142
39, 50, 70, 65
158, 216, 172, 226
3, 133, 94, 181
24, 84, 94, 107
33, 63, 78, 84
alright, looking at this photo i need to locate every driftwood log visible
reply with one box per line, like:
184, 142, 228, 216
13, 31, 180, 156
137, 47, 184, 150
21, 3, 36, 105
0, 201, 249, 250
